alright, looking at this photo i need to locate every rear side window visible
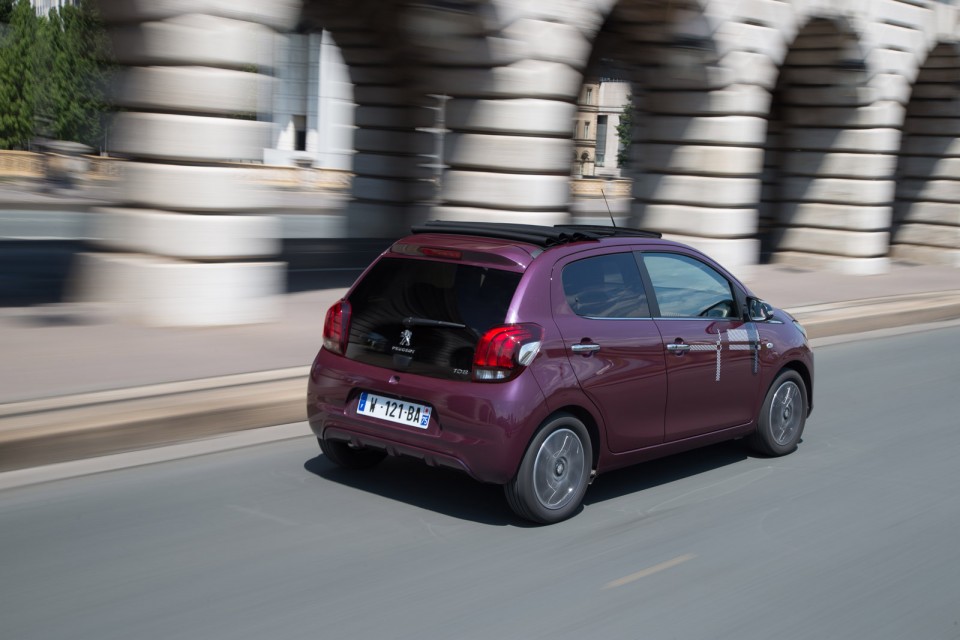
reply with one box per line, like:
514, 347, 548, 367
562, 253, 650, 318
345, 257, 521, 380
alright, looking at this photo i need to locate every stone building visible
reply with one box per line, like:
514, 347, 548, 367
86, 0, 960, 326
573, 79, 631, 178
264, 30, 355, 170
30, 0, 77, 16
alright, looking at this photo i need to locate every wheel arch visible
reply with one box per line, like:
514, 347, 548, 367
779, 360, 813, 416
548, 405, 602, 471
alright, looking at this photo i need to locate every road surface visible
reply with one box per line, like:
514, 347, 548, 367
2, 326, 960, 640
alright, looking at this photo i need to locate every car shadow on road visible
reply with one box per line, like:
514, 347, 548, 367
304, 455, 518, 526
305, 439, 753, 526
583, 440, 750, 506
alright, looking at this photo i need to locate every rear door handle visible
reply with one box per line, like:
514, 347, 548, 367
666, 343, 691, 353
571, 343, 600, 354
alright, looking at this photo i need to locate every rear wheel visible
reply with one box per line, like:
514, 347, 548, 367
505, 413, 592, 524
318, 437, 386, 469
748, 370, 807, 456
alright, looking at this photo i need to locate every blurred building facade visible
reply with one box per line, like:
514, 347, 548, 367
263, 30, 355, 171
84, 0, 960, 326
31, 0, 77, 15
573, 79, 630, 179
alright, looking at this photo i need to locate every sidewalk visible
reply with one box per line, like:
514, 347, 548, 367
1, 260, 959, 471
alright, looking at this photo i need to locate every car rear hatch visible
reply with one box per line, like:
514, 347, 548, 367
336, 237, 536, 382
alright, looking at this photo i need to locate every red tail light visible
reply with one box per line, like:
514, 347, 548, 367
322, 300, 351, 355
473, 323, 543, 382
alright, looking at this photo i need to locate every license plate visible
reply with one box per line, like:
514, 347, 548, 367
357, 392, 431, 429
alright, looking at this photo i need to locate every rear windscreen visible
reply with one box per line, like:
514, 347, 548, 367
345, 257, 522, 381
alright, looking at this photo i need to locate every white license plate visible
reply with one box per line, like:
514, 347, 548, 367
357, 392, 431, 429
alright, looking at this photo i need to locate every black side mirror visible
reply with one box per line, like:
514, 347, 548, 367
747, 297, 774, 322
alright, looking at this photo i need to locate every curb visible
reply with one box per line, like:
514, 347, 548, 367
791, 290, 960, 339
2, 291, 960, 472
0, 368, 309, 472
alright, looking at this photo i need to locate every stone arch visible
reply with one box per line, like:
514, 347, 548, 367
760, 14, 898, 274
298, 1, 497, 236
891, 42, 960, 267
578, 0, 769, 268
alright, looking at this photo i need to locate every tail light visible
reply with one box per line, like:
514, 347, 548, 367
473, 323, 543, 382
322, 300, 351, 355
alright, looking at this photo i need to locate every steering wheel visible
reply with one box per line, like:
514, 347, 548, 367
698, 300, 733, 318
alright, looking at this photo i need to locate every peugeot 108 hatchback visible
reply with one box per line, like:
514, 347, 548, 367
307, 222, 814, 524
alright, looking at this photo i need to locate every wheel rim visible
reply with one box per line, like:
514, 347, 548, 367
532, 428, 586, 510
769, 380, 802, 446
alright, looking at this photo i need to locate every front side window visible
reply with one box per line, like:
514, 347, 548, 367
562, 253, 650, 318
643, 253, 737, 318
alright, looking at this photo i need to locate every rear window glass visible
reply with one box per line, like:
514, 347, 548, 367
345, 257, 521, 380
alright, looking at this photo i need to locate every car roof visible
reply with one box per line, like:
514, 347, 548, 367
411, 221, 662, 248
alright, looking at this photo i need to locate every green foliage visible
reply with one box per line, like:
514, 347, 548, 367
0, 0, 109, 150
615, 96, 634, 169
0, 0, 37, 148
0, 0, 14, 24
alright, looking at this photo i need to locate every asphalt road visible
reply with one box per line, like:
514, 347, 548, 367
2, 327, 960, 640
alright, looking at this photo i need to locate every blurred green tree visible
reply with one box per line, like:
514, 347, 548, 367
46, 0, 110, 148
0, 0, 38, 149
0, 0, 109, 150
616, 97, 634, 169
0, 0, 13, 24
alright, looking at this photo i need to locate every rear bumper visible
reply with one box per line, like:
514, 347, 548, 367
307, 349, 549, 484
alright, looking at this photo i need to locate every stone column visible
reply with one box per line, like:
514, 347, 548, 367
634, 83, 768, 270
418, 5, 590, 226
623, 8, 768, 270
75, 1, 299, 325
892, 44, 960, 267
760, 16, 899, 275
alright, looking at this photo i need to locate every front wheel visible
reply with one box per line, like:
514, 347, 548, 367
505, 413, 592, 524
748, 370, 807, 456
318, 437, 386, 469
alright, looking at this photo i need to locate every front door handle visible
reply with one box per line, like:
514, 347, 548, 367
571, 343, 600, 355
666, 343, 691, 353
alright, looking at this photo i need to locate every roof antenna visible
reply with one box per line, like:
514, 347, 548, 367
601, 186, 617, 228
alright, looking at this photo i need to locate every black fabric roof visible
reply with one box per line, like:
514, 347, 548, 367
411, 221, 661, 248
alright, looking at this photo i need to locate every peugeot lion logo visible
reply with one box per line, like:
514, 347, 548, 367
400, 329, 413, 347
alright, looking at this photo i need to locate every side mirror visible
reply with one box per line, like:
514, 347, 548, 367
747, 297, 774, 322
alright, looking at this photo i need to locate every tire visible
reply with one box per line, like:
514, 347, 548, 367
748, 370, 807, 456
318, 437, 387, 469
504, 413, 593, 524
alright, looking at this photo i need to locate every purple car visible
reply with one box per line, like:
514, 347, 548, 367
307, 222, 813, 523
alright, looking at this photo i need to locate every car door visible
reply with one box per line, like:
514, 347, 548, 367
640, 251, 762, 442
551, 249, 668, 453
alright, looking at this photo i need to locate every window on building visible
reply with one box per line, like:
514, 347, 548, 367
585, 87, 593, 104
595, 115, 608, 166
293, 115, 307, 151
584, 121, 591, 140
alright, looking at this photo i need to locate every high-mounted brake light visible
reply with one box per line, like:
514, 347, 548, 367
473, 323, 543, 382
322, 300, 351, 355
420, 246, 462, 260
